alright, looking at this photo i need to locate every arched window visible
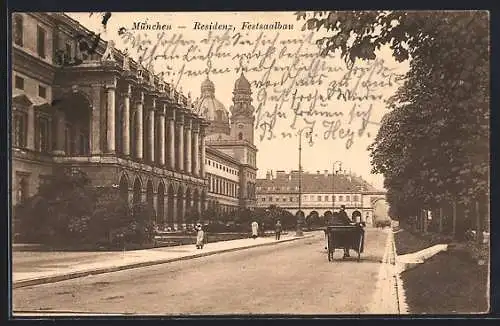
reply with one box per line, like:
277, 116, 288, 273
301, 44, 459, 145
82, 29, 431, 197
216, 110, 223, 121
16, 174, 29, 204
35, 115, 50, 153
13, 109, 27, 148
13, 14, 23, 46
238, 132, 243, 140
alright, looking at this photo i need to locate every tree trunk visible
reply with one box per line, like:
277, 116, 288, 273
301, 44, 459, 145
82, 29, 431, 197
438, 207, 443, 233
452, 201, 457, 239
423, 210, 428, 234
476, 200, 483, 244
416, 209, 421, 232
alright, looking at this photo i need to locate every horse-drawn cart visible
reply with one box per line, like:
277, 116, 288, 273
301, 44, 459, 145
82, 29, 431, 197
325, 224, 365, 262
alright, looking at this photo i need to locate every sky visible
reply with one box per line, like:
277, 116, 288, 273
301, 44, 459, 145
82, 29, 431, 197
67, 12, 410, 190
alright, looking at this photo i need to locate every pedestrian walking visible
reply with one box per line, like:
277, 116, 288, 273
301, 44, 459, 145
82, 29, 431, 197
275, 220, 283, 240
251, 221, 259, 239
196, 223, 205, 249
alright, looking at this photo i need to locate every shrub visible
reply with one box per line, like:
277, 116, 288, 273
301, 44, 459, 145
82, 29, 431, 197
375, 220, 392, 228
14, 168, 155, 249
204, 221, 229, 233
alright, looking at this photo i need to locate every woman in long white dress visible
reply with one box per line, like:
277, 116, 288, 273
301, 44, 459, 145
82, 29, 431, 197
251, 221, 259, 239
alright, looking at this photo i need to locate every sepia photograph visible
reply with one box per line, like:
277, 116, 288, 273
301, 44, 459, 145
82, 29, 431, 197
9, 10, 489, 316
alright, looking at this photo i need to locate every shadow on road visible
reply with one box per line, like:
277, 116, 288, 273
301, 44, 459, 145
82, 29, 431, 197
318, 250, 383, 264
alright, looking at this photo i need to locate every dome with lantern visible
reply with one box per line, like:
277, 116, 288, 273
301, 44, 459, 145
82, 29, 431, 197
194, 76, 230, 135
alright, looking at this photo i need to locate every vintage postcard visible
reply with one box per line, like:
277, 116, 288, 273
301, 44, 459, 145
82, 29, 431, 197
10, 11, 489, 316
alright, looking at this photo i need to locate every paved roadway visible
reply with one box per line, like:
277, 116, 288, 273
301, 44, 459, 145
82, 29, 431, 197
13, 229, 388, 315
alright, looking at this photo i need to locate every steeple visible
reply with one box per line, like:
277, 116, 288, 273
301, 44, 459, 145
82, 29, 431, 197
232, 72, 253, 108
229, 73, 255, 144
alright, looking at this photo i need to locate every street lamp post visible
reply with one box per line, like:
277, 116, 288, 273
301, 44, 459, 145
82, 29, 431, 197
331, 161, 343, 214
296, 131, 303, 237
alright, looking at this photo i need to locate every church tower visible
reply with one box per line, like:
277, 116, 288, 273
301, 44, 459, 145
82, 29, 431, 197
229, 72, 255, 145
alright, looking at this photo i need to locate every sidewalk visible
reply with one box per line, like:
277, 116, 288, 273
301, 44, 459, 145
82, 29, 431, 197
13, 232, 314, 289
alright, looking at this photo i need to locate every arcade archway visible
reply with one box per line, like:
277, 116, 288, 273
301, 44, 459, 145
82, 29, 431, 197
132, 177, 142, 214
119, 174, 129, 205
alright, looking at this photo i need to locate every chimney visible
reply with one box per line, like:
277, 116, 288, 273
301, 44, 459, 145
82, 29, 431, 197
324, 170, 328, 177
266, 170, 271, 180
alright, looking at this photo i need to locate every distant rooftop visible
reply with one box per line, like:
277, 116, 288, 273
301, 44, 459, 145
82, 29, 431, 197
256, 170, 384, 194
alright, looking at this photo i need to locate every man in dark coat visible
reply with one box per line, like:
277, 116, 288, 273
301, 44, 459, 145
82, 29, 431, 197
337, 205, 352, 225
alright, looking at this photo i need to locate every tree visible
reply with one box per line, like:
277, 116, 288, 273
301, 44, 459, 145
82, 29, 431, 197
297, 11, 489, 231
15, 168, 95, 245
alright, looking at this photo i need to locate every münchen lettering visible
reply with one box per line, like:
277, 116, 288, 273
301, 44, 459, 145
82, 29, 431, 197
132, 21, 172, 30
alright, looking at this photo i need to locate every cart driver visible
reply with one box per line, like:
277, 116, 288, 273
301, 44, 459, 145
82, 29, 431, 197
333, 205, 354, 258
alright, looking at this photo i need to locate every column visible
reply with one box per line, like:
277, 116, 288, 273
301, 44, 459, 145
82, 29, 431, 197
200, 127, 206, 177
152, 193, 158, 224
197, 198, 201, 217
27, 107, 35, 150
184, 118, 192, 173
105, 84, 116, 153
90, 85, 101, 155
192, 123, 199, 176
163, 195, 168, 225
158, 106, 166, 166
172, 195, 178, 229
128, 190, 134, 209
141, 190, 147, 203
122, 85, 131, 156
52, 110, 66, 155
181, 196, 186, 226
73, 124, 81, 154
135, 92, 144, 159
148, 105, 155, 163
176, 114, 184, 171
167, 109, 175, 170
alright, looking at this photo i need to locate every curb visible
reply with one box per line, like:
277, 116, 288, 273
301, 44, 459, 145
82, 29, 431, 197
13, 234, 314, 289
391, 230, 409, 314
395, 244, 449, 273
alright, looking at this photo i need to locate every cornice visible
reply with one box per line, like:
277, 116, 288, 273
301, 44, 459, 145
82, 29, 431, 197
12, 47, 57, 84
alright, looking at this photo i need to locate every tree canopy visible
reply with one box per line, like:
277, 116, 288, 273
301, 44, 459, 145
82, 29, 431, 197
297, 11, 489, 219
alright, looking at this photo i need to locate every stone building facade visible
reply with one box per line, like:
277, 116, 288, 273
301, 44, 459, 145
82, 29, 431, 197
11, 12, 209, 228
256, 170, 387, 226
11, 12, 259, 230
